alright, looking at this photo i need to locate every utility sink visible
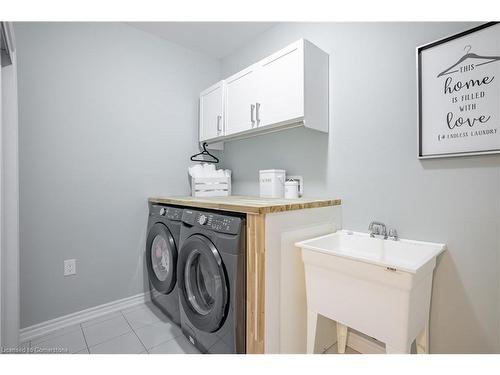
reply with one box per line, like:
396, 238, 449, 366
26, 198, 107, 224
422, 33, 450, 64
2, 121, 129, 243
297, 230, 446, 274
295, 230, 446, 354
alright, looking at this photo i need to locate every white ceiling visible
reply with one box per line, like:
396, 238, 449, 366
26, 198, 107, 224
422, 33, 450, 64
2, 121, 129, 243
127, 22, 277, 59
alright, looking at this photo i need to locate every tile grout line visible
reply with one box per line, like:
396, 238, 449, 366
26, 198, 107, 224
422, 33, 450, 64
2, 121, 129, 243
121, 305, 185, 353
30, 316, 109, 347
31, 310, 143, 354
143, 303, 195, 353
36, 309, 126, 344
122, 303, 184, 352
80, 324, 90, 354
147, 334, 181, 354
87, 330, 135, 351
82, 313, 138, 351
31, 325, 82, 346
33, 309, 125, 346
120, 310, 149, 354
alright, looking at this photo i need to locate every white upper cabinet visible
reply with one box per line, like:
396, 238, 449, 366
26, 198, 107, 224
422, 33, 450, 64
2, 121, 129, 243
199, 81, 224, 142
255, 42, 304, 129
225, 66, 258, 136
199, 39, 329, 146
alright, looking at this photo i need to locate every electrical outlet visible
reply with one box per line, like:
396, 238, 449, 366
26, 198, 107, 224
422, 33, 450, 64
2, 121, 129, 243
64, 259, 76, 276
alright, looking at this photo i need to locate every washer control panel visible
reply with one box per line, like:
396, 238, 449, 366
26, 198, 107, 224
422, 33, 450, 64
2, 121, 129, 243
151, 205, 183, 221
182, 210, 242, 235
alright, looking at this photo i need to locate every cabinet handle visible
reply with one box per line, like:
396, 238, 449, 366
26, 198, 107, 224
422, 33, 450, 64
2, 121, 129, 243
255, 102, 260, 126
250, 104, 256, 126
216, 115, 222, 135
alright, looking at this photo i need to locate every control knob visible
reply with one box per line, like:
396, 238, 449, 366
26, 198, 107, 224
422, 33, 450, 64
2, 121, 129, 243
198, 214, 208, 225
159, 208, 166, 216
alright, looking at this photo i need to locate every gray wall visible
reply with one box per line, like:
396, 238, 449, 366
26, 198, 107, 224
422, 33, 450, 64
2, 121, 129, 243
218, 23, 500, 353
15, 22, 220, 328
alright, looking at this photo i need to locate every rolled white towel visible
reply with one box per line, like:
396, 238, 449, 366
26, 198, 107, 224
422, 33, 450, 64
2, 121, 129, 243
204, 163, 216, 176
188, 164, 203, 178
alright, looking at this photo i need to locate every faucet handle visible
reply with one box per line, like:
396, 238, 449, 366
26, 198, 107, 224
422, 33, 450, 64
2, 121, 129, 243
388, 228, 398, 241
369, 221, 387, 238
369, 225, 379, 238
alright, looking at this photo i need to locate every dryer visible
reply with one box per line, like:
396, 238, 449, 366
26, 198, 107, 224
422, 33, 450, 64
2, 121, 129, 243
145, 203, 182, 325
177, 209, 246, 354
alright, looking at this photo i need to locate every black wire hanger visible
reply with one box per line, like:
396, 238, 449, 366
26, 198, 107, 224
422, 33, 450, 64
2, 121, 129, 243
190, 142, 219, 164
437, 45, 500, 77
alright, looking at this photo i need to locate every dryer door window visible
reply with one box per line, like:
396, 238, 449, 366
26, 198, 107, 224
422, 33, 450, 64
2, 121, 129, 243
146, 223, 177, 294
185, 249, 218, 315
151, 235, 170, 281
178, 234, 228, 333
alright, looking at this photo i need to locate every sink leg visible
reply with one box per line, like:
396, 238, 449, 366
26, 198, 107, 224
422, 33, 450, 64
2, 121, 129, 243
416, 323, 429, 354
336, 322, 348, 354
307, 310, 318, 354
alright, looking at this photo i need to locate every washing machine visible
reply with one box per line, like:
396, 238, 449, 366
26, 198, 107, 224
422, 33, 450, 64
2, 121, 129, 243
145, 203, 182, 325
177, 209, 246, 354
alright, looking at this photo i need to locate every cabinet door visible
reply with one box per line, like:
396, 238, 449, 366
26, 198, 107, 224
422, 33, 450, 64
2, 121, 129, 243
256, 44, 304, 129
199, 82, 224, 142
225, 67, 258, 136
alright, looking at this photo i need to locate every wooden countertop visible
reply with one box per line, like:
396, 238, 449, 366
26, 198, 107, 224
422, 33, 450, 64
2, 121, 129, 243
148, 195, 341, 215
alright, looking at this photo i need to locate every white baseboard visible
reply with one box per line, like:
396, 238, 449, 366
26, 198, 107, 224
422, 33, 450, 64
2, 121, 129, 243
347, 330, 386, 354
19, 292, 151, 343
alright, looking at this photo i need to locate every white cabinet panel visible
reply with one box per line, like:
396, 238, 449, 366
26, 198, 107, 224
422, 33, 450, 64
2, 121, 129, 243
256, 44, 304, 129
225, 67, 258, 136
199, 82, 224, 142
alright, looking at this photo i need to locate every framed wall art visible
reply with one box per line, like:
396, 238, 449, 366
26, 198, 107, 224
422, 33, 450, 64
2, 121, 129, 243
417, 22, 500, 158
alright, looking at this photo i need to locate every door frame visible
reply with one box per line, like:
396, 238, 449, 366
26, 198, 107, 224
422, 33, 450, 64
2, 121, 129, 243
0, 24, 3, 347
0, 21, 19, 349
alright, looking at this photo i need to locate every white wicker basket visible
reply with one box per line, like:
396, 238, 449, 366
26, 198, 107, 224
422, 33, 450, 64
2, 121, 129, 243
191, 176, 231, 197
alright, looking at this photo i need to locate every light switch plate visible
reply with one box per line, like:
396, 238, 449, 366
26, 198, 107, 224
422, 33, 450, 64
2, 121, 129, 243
64, 259, 76, 276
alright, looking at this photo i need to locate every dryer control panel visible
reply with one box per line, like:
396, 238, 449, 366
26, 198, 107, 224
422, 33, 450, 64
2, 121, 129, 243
150, 204, 183, 221
182, 209, 242, 235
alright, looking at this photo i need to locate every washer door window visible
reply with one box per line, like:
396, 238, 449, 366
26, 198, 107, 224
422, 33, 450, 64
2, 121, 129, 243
178, 234, 228, 333
146, 223, 177, 294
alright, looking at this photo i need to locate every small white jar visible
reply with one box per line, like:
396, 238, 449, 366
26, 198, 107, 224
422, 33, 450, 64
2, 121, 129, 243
284, 178, 300, 199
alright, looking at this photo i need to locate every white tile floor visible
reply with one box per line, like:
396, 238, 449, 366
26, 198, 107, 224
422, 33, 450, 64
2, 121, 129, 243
19, 301, 360, 354
20, 302, 200, 354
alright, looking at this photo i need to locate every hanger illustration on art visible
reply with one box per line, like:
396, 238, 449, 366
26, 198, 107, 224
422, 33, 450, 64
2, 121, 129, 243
190, 142, 219, 164
437, 45, 500, 77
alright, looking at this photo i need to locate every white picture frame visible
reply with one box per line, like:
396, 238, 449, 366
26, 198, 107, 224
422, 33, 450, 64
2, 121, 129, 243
417, 22, 500, 159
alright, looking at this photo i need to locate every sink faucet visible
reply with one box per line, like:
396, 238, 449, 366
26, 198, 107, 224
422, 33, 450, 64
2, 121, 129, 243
368, 221, 387, 239
388, 228, 399, 241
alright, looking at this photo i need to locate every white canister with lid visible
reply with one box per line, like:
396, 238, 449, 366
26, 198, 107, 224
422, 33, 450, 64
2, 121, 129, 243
284, 178, 300, 199
259, 169, 286, 198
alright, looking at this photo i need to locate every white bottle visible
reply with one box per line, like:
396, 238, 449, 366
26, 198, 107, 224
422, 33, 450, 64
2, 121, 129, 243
284, 179, 299, 199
